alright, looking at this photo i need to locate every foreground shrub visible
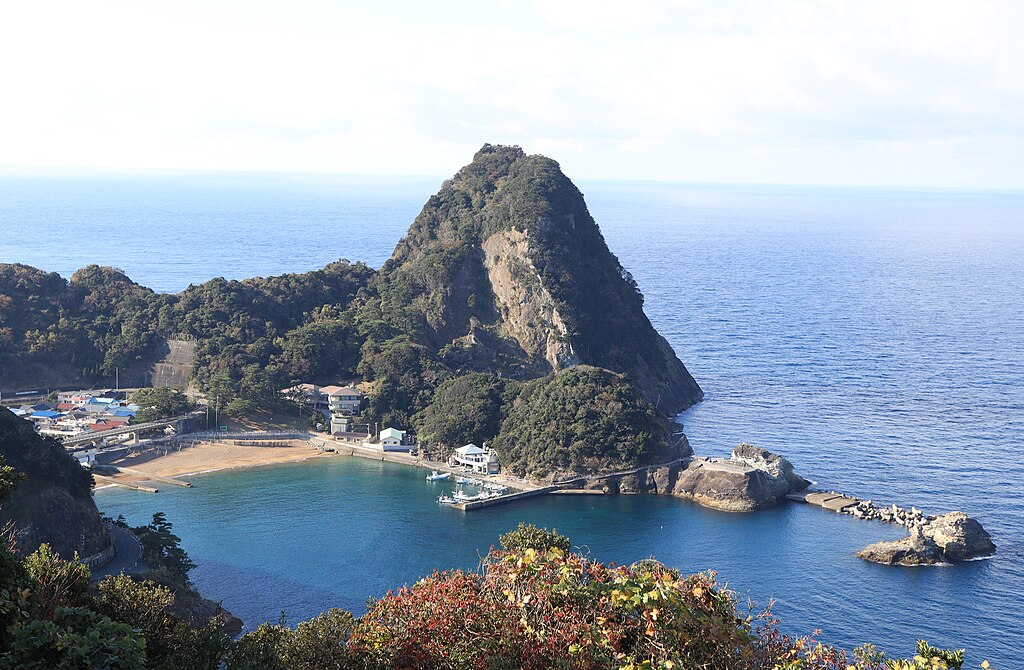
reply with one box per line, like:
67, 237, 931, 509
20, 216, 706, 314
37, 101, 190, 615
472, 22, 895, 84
1, 606, 145, 670
0, 517, 985, 670
92, 574, 229, 670
228, 609, 357, 670
499, 522, 572, 554
352, 545, 839, 670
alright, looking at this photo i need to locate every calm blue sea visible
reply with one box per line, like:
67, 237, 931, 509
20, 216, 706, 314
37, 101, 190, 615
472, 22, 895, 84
2, 171, 1022, 666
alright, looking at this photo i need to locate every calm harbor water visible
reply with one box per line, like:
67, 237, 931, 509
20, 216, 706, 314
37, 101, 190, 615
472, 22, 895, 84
2, 171, 1022, 665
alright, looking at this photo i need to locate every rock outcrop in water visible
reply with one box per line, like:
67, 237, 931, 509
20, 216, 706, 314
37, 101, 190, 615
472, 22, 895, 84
576, 443, 809, 512
669, 444, 810, 511
857, 511, 996, 566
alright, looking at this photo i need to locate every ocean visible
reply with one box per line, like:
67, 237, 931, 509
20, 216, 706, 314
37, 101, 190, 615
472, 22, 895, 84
2, 170, 1022, 666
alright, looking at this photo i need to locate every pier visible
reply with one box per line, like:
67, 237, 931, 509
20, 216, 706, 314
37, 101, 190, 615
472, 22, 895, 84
453, 485, 561, 510
93, 474, 158, 493
787, 489, 933, 528
449, 463, 677, 511
93, 464, 192, 488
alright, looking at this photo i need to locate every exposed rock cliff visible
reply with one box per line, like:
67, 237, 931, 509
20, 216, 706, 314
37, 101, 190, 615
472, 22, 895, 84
729, 442, 810, 499
481, 228, 579, 370
372, 144, 703, 414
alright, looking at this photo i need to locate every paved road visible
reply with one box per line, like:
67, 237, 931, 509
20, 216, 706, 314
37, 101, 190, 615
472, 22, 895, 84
91, 524, 147, 581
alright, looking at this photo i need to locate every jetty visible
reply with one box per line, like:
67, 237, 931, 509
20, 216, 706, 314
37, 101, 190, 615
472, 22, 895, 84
449, 463, 675, 511
452, 485, 560, 510
93, 474, 158, 493
93, 464, 192, 488
787, 489, 933, 529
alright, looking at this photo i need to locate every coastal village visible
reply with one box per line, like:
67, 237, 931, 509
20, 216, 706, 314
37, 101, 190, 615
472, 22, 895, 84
2, 379, 508, 504
6, 390, 141, 440
282, 382, 500, 476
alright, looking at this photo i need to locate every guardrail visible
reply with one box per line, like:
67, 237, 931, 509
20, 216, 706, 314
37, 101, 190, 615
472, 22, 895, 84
166, 430, 309, 441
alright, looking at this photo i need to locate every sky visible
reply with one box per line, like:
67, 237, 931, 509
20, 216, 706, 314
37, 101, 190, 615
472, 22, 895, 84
2, 1, 1023, 188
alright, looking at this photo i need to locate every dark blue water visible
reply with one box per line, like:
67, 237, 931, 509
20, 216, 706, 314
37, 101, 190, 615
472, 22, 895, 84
3, 172, 1022, 666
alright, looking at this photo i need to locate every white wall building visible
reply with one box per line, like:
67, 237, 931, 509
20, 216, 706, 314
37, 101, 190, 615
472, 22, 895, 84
283, 383, 364, 416
450, 444, 500, 474
324, 386, 364, 415
363, 426, 414, 452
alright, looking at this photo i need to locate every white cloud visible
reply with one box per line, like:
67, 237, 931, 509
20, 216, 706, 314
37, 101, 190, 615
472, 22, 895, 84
0, 0, 1021, 187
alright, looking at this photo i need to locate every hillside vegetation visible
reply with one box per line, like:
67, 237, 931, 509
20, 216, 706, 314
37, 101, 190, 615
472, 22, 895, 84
0, 409, 108, 558
492, 367, 677, 478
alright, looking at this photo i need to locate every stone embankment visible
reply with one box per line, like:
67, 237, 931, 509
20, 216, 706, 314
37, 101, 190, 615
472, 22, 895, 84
791, 490, 996, 565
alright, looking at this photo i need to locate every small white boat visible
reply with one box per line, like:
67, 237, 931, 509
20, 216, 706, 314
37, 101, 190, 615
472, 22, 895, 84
454, 490, 483, 502
426, 470, 451, 482
437, 495, 457, 505
455, 476, 474, 485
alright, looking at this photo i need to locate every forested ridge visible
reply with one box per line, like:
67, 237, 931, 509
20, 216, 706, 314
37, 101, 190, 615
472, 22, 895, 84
1, 145, 703, 476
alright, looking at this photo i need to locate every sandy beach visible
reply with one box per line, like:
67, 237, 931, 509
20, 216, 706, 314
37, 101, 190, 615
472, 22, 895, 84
96, 440, 329, 487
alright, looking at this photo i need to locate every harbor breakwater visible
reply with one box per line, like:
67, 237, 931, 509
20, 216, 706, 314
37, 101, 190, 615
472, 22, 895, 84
788, 490, 996, 566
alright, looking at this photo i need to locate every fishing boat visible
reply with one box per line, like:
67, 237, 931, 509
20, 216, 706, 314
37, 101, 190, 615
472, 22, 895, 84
455, 476, 475, 485
437, 495, 457, 505
426, 471, 451, 482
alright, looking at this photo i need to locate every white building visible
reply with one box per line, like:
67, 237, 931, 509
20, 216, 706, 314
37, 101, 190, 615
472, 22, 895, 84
363, 426, 414, 452
379, 427, 406, 449
323, 386, 364, 415
450, 444, 500, 474
283, 383, 364, 416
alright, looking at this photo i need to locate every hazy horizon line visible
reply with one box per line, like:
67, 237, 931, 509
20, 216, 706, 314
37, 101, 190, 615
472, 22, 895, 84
2, 162, 1022, 195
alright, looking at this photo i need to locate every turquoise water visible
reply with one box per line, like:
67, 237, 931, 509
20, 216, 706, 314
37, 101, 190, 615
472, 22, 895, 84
3, 172, 1022, 665
97, 458, 909, 643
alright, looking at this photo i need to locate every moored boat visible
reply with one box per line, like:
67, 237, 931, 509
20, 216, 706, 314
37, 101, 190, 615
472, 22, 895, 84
426, 471, 451, 482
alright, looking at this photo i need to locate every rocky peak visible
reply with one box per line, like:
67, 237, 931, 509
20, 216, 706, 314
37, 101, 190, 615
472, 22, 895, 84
374, 145, 703, 413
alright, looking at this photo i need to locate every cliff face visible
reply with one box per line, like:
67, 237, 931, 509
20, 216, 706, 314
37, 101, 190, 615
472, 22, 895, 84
481, 228, 579, 371
374, 144, 703, 414
0, 410, 110, 560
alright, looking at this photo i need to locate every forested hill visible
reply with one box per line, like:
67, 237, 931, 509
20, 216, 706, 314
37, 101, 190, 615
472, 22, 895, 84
0, 407, 109, 558
369, 144, 702, 415
0, 145, 703, 477
0, 261, 374, 397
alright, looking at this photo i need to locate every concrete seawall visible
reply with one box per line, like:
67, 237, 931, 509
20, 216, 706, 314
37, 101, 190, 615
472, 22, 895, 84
455, 486, 561, 510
